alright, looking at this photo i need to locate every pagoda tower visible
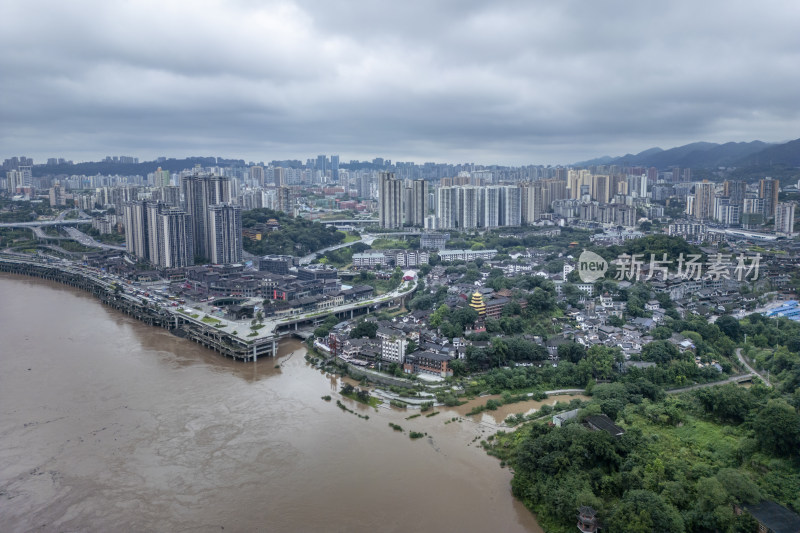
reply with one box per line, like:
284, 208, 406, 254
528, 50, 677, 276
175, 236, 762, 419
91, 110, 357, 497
469, 291, 486, 316
577, 506, 599, 532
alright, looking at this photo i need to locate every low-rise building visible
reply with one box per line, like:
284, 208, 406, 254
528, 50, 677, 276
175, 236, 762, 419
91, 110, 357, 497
377, 326, 407, 364
403, 351, 453, 377
437, 249, 498, 262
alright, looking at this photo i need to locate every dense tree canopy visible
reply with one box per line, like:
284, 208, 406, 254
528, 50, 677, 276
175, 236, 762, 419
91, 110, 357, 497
242, 208, 345, 256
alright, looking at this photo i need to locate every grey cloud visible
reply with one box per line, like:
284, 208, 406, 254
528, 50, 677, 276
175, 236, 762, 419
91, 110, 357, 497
1, 0, 798, 165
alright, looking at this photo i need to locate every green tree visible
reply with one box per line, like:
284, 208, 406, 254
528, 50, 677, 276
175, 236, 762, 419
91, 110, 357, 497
557, 342, 587, 363
606, 490, 684, 533
716, 315, 742, 342
695, 385, 755, 424
715, 469, 762, 505
583, 345, 619, 380
641, 340, 681, 365
450, 358, 467, 377
652, 326, 672, 340
451, 306, 479, 330
607, 315, 624, 327
405, 340, 418, 355
349, 321, 378, 339
429, 304, 450, 328
527, 287, 555, 314
356, 388, 370, 403
439, 321, 462, 339
752, 399, 800, 457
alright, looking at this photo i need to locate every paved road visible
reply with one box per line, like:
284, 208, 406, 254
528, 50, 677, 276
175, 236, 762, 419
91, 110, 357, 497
30, 226, 68, 240
735, 347, 771, 386
665, 349, 772, 394
298, 234, 377, 265
64, 227, 127, 251
0, 219, 90, 228
665, 374, 754, 394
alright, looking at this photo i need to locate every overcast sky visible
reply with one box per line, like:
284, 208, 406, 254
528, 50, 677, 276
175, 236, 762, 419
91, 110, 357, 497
1, 0, 798, 166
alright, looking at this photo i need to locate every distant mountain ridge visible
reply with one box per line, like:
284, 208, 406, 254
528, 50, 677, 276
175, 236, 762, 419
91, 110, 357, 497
575, 138, 800, 169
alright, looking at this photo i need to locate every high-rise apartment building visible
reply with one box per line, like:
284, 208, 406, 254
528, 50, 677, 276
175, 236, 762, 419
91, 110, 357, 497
520, 182, 542, 224
155, 207, 194, 268
181, 173, 231, 261
48, 182, 66, 206
154, 167, 171, 187
436, 185, 520, 229
357, 174, 373, 199
330, 155, 339, 181
567, 170, 592, 199
277, 186, 292, 214
759, 177, 779, 219
124, 200, 150, 259
124, 201, 193, 268
723, 181, 746, 207
250, 165, 264, 186
498, 185, 521, 227
17, 165, 32, 187
152, 185, 181, 207
713, 196, 741, 226
207, 204, 243, 264
775, 202, 796, 235
686, 181, 715, 221
543, 178, 568, 203
5, 170, 23, 194
627, 174, 648, 198
411, 179, 428, 227
379, 172, 402, 229
671, 167, 681, 184
592, 175, 610, 204
273, 167, 286, 186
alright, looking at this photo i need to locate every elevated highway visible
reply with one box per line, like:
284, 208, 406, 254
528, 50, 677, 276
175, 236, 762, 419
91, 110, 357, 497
0, 218, 91, 228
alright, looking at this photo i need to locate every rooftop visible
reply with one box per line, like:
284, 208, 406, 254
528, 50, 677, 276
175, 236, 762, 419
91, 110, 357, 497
745, 501, 800, 533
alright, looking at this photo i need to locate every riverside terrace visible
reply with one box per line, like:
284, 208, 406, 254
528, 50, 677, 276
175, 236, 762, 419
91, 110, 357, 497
0, 253, 418, 361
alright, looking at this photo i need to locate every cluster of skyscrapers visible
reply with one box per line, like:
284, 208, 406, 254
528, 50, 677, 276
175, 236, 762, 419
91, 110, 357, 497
428, 170, 657, 230
685, 177, 794, 234
4, 166, 32, 194
124, 172, 242, 268
376, 167, 665, 230
436, 185, 521, 229
378, 172, 428, 229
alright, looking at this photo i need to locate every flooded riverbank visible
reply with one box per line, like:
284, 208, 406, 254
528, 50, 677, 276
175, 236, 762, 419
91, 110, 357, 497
0, 274, 541, 532
454, 393, 590, 425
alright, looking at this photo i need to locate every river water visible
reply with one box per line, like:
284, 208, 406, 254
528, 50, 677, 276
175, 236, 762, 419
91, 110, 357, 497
0, 274, 543, 532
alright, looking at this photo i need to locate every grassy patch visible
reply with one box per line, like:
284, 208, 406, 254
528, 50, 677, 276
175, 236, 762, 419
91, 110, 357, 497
59, 241, 94, 252
371, 238, 411, 250
341, 391, 382, 408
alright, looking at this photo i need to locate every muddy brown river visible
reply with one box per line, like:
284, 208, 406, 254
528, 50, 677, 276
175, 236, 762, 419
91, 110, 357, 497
0, 274, 542, 532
